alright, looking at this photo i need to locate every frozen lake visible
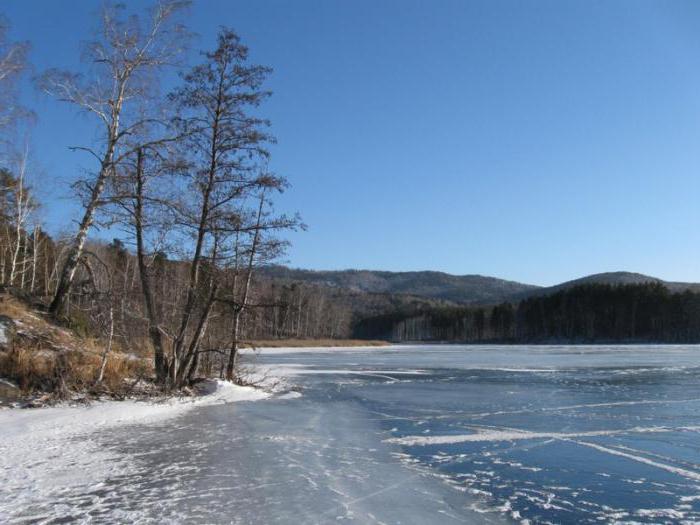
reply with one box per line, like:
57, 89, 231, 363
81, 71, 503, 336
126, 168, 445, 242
4, 344, 700, 523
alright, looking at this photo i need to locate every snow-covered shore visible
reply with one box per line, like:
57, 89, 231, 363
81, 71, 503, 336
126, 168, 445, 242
0, 380, 270, 439
240, 344, 396, 355
0, 380, 272, 522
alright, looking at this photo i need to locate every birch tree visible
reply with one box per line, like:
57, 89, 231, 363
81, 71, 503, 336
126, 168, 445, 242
7, 143, 36, 286
0, 16, 29, 135
39, 1, 190, 316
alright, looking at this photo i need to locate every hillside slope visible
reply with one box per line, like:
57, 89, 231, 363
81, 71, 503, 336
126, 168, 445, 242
260, 266, 540, 304
517, 271, 700, 300
0, 293, 149, 403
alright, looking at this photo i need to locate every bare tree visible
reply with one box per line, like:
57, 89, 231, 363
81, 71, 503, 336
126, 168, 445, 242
108, 146, 175, 382
29, 224, 40, 292
39, 1, 190, 316
159, 28, 275, 387
0, 16, 29, 134
68, 248, 118, 386
7, 142, 36, 286
220, 188, 299, 380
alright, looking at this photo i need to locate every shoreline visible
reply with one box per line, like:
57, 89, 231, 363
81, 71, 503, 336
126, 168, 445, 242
245, 342, 700, 355
0, 378, 272, 429
0, 379, 282, 521
248, 339, 700, 349
244, 338, 389, 348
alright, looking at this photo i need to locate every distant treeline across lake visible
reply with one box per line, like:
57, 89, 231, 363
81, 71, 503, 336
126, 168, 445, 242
353, 282, 700, 343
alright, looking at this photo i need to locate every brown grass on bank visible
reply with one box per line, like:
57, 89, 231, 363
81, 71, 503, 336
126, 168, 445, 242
0, 296, 28, 320
0, 293, 152, 400
0, 346, 150, 398
243, 338, 390, 348
0, 292, 390, 402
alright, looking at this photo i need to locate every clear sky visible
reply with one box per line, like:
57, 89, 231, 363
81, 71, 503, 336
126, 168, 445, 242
3, 0, 700, 286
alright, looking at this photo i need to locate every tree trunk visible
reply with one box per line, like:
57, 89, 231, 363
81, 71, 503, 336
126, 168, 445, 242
225, 309, 241, 380
226, 193, 265, 381
170, 80, 225, 387
9, 182, 23, 286
19, 231, 28, 289
96, 306, 114, 385
133, 148, 168, 383
30, 226, 38, 293
179, 284, 218, 385
49, 163, 111, 315
49, 116, 120, 316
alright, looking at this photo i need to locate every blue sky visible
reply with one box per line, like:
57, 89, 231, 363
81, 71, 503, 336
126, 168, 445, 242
3, 0, 700, 286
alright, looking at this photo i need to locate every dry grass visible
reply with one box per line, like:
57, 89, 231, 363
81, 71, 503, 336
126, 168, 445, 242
0, 292, 390, 402
0, 346, 149, 397
244, 338, 390, 348
0, 296, 27, 319
0, 293, 152, 400
0, 295, 77, 352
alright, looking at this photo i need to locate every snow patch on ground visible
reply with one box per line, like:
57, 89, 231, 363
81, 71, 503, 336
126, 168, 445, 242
574, 440, 700, 483
276, 390, 303, 399
0, 379, 269, 440
384, 425, 683, 446
252, 362, 426, 381
273, 367, 427, 378
241, 345, 396, 355
0, 380, 273, 521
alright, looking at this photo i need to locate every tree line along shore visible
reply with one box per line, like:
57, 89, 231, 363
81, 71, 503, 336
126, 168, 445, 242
356, 282, 700, 344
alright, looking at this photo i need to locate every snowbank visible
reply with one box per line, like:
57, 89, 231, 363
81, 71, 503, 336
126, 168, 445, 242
0, 380, 272, 521
241, 344, 398, 355
0, 379, 269, 440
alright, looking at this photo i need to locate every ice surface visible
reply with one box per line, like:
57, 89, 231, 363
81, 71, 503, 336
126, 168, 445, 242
3, 345, 700, 524
385, 425, 683, 446
0, 380, 270, 522
248, 345, 700, 524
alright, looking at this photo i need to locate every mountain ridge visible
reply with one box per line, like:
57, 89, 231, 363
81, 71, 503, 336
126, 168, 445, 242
261, 267, 700, 305
259, 266, 540, 305
522, 271, 700, 299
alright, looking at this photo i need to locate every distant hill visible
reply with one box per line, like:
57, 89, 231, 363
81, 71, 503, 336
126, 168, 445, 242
261, 268, 700, 306
260, 266, 540, 305
518, 271, 700, 299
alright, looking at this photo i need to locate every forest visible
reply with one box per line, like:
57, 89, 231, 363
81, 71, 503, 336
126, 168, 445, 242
353, 282, 700, 343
